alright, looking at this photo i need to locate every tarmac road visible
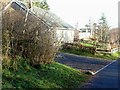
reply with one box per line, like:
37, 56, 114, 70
55, 53, 112, 71
56, 53, 119, 89
80, 60, 119, 89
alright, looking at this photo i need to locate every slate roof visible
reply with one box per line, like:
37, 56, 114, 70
9, 0, 73, 29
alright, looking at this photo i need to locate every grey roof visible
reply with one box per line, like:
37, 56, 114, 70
10, 1, 73, 29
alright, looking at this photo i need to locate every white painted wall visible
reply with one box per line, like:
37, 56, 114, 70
56, 28, 74, 43
79, 32, 92, 39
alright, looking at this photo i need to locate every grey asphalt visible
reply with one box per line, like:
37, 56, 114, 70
81, 60, 120, 89
55, 53, 119, 89
55, 53, 112, 71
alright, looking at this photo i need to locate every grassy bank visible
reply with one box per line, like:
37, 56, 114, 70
61, 49, 120, 60
2, 59, 88, 89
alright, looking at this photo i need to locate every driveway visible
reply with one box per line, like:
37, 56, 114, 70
80, 60, 119, 88
55, 53, 112, 72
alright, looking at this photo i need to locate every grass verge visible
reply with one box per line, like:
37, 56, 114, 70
80, 42, 94, 47
2, 58, 89, 89
61, 49, 120, 60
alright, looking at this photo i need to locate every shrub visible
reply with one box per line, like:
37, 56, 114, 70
2, 5, 60, 69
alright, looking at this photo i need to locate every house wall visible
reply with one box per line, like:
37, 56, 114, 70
56, 28, 74, 43
74, 29, 79, 41
79, 32, 91, 39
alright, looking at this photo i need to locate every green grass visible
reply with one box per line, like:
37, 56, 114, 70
112, 52, 120, 57
61, 49, 120, 60
2, 60, 88, 89
80, 42, 94, 47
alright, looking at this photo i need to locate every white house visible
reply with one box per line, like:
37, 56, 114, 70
74, 26, 92, 41
3, 0, 74, 44
56, 28, 74, 43
32, 6, 74, 43
79, 28, 92, 39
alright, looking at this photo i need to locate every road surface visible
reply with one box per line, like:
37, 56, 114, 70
56, 53, 119, 88
55, 53, 112, 71
80, 60, 119, 89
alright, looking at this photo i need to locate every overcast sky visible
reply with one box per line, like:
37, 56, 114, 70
47, 0, 119, 28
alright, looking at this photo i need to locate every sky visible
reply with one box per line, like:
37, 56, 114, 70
47, 0, 119, 28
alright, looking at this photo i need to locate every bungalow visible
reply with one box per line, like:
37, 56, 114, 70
79, 28, 92, 40
2, 0, 75, 64
2, 0, 74, 43
74, 27, 92, 41
32, 6, 74, 43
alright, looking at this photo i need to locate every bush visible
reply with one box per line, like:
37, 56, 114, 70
2, 5, 60, 69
